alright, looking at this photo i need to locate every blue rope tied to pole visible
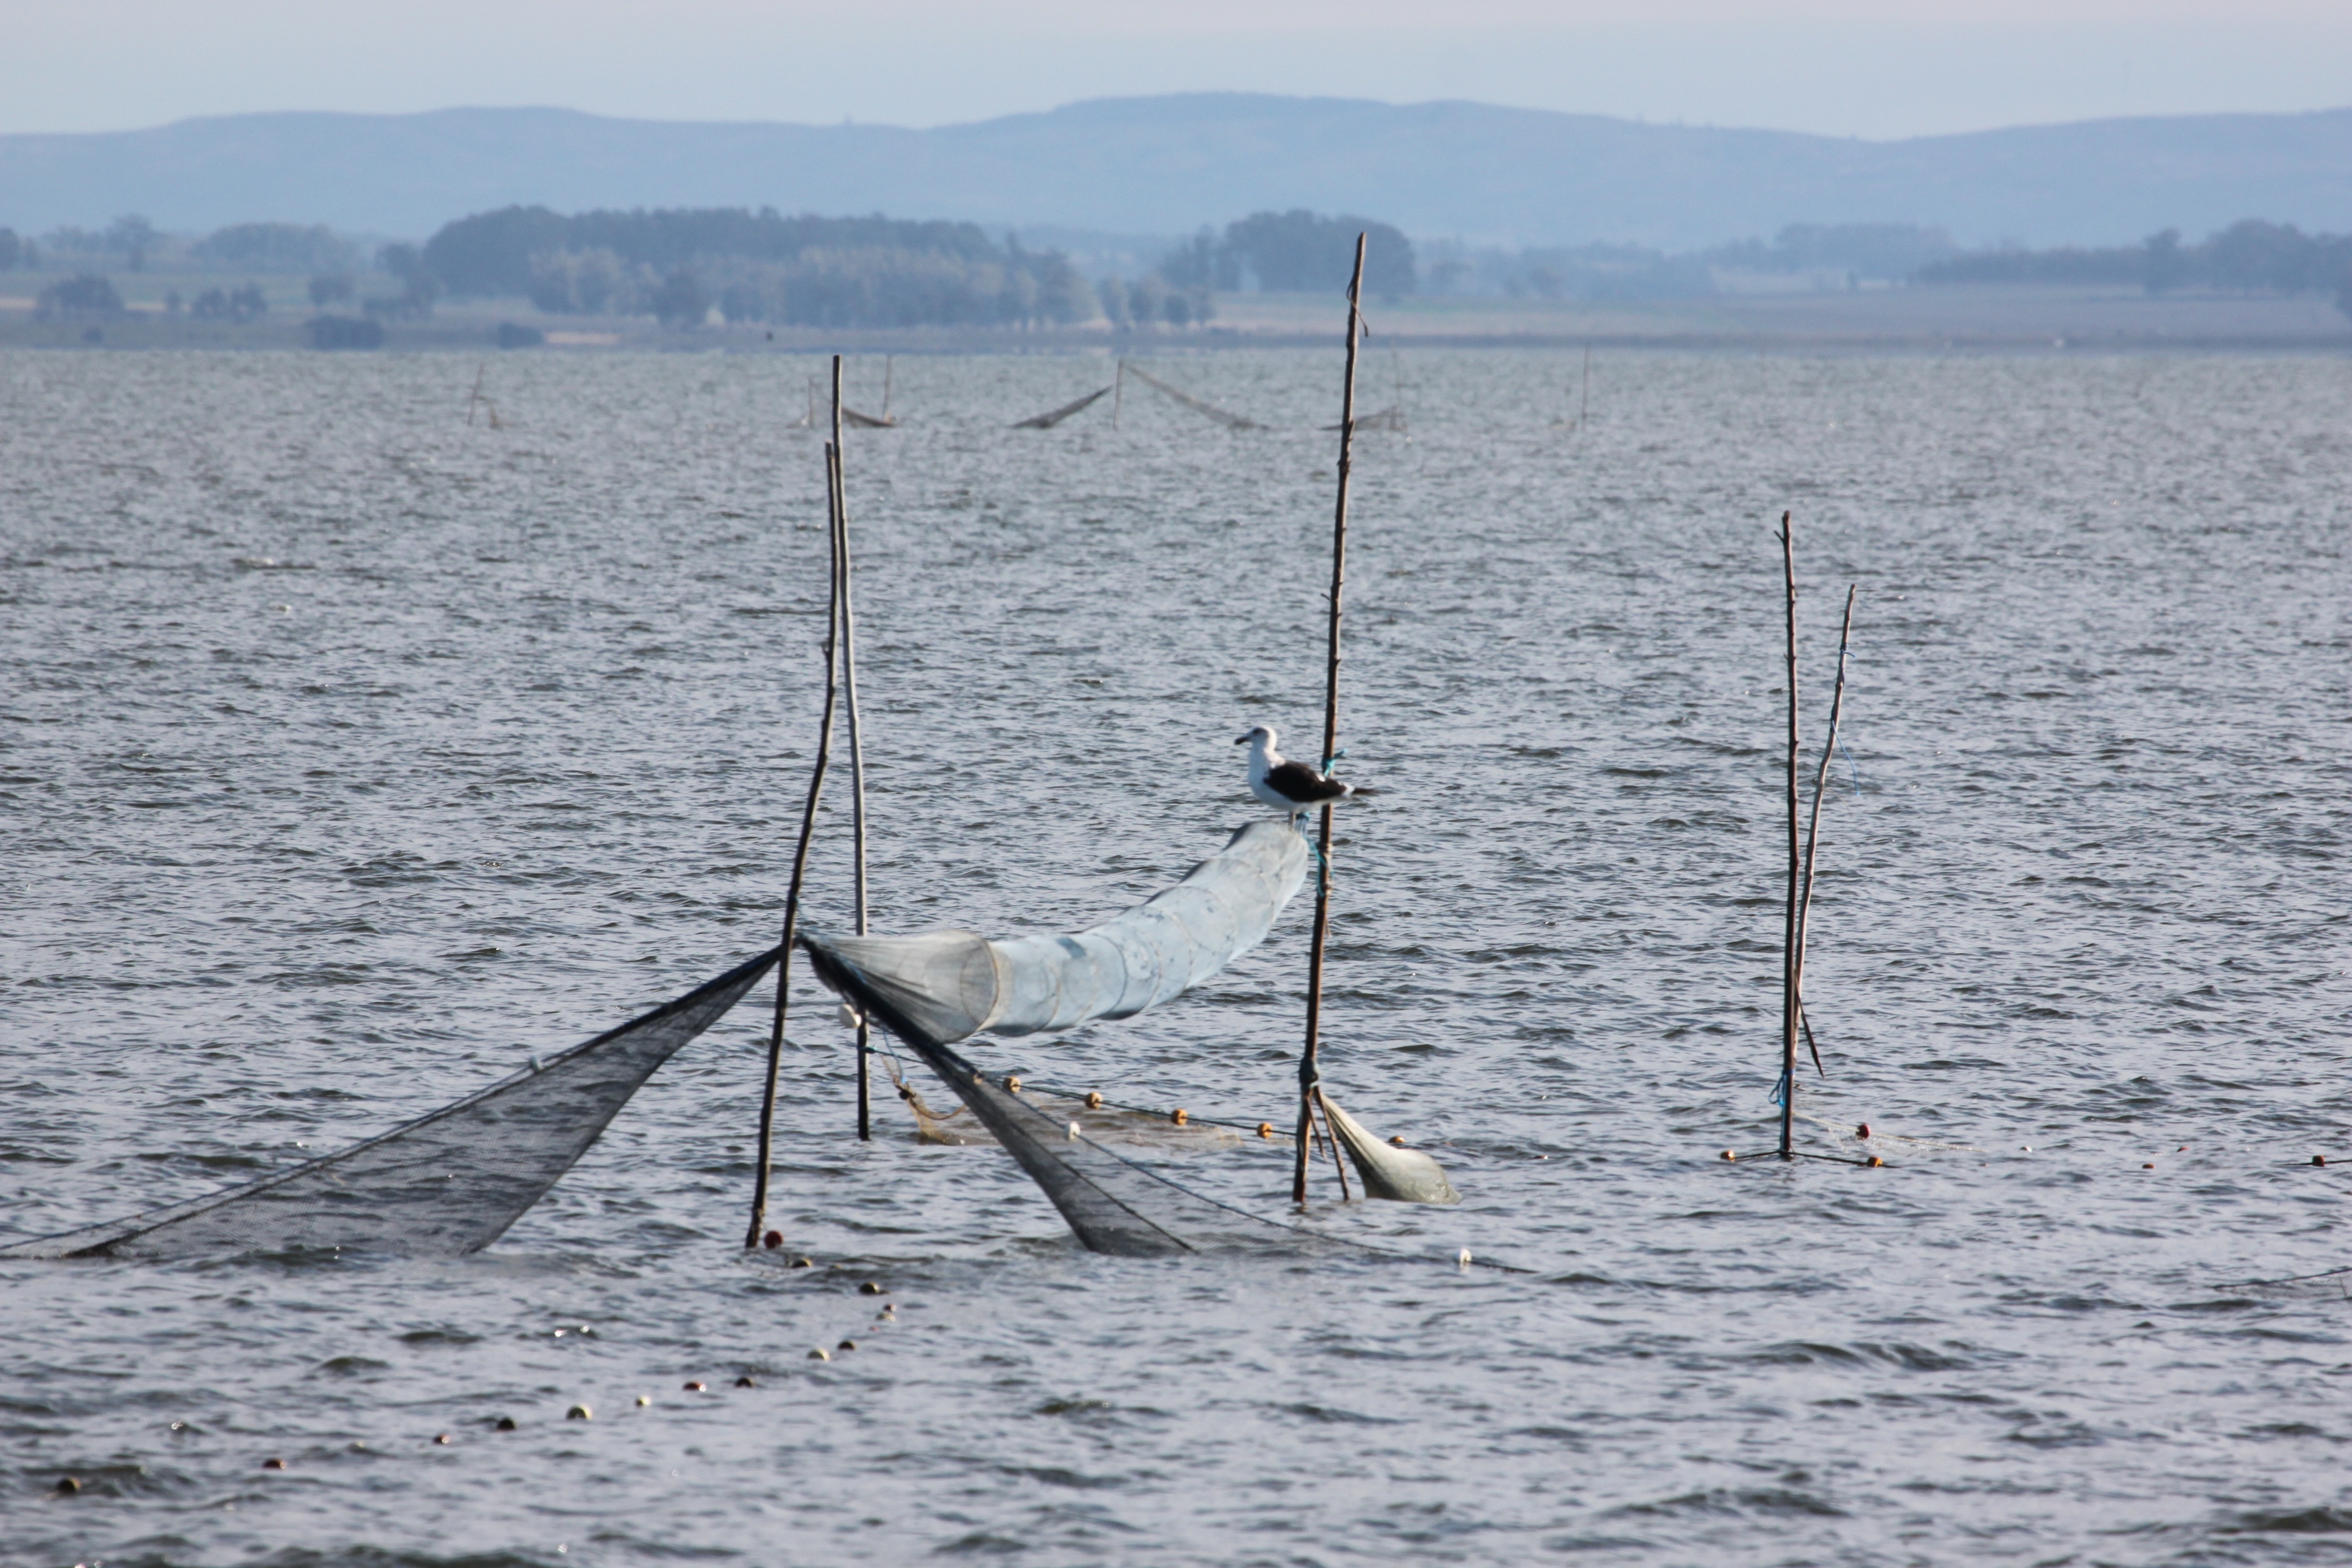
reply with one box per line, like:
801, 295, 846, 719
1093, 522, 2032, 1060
1299, 748, 1350, 874
1831, 645, 1862, 796
1768, 1065, 1790, 1107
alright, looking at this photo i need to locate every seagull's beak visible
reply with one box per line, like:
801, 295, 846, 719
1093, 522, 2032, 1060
1233, 733, 1251, 745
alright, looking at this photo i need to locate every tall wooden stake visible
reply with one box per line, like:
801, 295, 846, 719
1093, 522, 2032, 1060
831, 356, 874, 1140
1794, 587, 1858, 1079
746, 439, 845, 1247
1294, 234, 1368, 1207
1777, 513, 1800, 1161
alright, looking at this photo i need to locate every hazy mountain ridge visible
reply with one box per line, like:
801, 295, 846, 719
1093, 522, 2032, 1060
2, 93, 2348, 249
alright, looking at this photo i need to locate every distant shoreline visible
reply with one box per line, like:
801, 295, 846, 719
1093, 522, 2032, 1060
4, 285, 2347, 354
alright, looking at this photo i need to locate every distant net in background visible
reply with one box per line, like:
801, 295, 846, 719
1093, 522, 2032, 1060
1013, 385, 1113, 429
1121, 364, 1260, 430
1, 948, 780, 1261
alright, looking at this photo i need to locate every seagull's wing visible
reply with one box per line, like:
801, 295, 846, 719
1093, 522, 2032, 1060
1264, 759, 1352, 804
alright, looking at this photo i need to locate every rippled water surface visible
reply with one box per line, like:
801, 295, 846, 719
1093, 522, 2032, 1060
4, 346, 2351, 1566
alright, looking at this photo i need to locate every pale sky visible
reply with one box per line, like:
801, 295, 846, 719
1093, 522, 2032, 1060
6, 0, 2349, 140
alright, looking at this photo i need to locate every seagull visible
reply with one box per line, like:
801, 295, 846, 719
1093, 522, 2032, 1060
1236, 725, 1378, 824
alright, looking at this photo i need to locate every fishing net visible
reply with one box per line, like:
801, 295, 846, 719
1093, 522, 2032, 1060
884, 1062, 1457, 1203
808, 948, 1358, 1258
1321, 1092, 1459, 1204
799, 824, 1377, 1257
890, 1069, 1259, 1152
1122, 364, 1260, 430
809, 822, 1307, 1043
1014, 386, 1112, 429
1, 948, 781, 1261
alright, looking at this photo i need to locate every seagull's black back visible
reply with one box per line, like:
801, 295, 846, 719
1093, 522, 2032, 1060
1265, 758, 1353, 804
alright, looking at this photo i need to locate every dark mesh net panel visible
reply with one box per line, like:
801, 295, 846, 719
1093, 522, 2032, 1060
804, 939, 1362, 1259
1, 948, 780, 1261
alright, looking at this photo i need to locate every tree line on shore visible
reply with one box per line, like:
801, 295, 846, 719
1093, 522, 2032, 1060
425, 205, 1202, 330
1916, 221, 2352, 311
0, 218, 361, 276
9, 209, 2350, 330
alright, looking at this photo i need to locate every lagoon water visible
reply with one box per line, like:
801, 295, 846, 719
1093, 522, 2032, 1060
3, 345, 2350, 1566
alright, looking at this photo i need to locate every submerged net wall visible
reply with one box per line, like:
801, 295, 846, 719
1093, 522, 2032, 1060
2, 948, 780, 1261
891, 1071, 1262, 1153
2226, 1268, 2352, 1302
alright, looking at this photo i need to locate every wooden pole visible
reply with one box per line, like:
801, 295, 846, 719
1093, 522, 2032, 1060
1777, 513, 1800, 1161
831, 356, 874, 1142
1793, 586, 1857, 1078
1112, 359, 1124, 430
746, 440, 845, 1247
1293, 234, 1368, 1207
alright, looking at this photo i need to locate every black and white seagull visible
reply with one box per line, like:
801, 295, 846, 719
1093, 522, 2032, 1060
1236, 724, 1378, 823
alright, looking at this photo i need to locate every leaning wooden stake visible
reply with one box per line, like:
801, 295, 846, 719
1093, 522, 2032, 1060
746, 441, 846, 1247
1293, 234, 1369, 1207
1793, 586, 1858, 1079
1776, 513, 1801, 1160
830, 356, 875, 1141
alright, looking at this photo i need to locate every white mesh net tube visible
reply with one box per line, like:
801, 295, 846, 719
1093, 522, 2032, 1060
806, 822, 1307, 1043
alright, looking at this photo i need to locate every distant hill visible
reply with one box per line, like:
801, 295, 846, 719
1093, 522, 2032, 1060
2, 94, 2349, 250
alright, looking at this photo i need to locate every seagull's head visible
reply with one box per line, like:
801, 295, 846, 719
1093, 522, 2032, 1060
1235, 724, 1274, 749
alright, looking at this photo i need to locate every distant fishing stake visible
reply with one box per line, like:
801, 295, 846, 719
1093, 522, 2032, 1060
1769, 513, 1860, 1163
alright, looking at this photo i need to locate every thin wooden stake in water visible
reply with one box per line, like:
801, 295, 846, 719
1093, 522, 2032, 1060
831, 356, 875, 1141
1777, 513, 1801, 1161
1112, 359, 1124, 430
1294, 234, 1369, 1207
1794, 586, 1858, 1079
747, 440, 845, 1248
